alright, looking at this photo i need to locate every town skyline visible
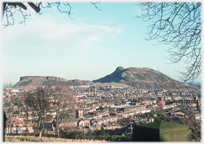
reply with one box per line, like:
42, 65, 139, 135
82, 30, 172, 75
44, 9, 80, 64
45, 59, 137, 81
3, 1, 201, 142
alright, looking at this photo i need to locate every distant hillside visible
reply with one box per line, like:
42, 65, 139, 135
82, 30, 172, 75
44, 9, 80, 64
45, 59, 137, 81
13, 67, 199, 89
93, 66, 199, 89
14, 76, 93, 87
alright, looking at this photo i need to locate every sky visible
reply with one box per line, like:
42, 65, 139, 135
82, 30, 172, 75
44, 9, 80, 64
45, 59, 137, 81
2, 1, 202, 86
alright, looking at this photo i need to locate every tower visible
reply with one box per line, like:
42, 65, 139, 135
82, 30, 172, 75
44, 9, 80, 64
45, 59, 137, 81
76, 109, 83, 118
10, 82, 12, 88
94, 88, 96, 96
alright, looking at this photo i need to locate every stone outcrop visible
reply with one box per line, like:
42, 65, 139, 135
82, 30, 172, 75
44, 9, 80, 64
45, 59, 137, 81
20, 76, 68, 82
15, 76, 94, 87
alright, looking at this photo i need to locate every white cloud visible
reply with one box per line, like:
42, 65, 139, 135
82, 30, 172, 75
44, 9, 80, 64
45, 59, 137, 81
90, 36, 101, 41
3, 17, 124, 54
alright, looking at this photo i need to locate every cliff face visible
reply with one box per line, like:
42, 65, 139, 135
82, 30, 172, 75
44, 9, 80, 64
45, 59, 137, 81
20, 76, 68, 82
15, 76, 94, 87
93, 66, 125, 83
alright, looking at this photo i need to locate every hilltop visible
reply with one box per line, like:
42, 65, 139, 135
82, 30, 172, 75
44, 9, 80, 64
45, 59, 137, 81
14, 76, 93, 87
93, 66, 199, 89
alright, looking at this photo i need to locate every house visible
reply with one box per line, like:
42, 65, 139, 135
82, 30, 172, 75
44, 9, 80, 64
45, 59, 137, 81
59, 118, 79, 130
7, 117, 25, 128
6, 125, 34, 134
6, 117, 35, 134
148, 117, 154, 123
157, 101, 166, 107
174, 112, 185, 117
194, 114, 201, 120
103, 108, 109, 112
96, 111, 109, 119
77, 119, 90, 127
188, 103, 196, 107
110, 111, 117, 116
101, 102, 107, 106
95, 103, 101, 106
79, 104, 86, 108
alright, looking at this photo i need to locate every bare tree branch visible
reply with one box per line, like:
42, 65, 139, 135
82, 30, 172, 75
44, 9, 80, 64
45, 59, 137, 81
136, 2, 201, 82
90, 2, 102, 11
2, 2, 74, 27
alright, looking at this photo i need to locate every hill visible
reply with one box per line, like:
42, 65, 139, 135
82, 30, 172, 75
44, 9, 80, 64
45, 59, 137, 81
14, 76, 93, 87
93, 66, 199, 89
13, 67, 199, 89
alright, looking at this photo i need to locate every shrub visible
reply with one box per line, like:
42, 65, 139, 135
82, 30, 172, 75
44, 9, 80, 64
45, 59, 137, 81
124, 130, 128, 137
20, 137, 25, 141
111, 135, 120, 141
86, 128, 92, 137
70, 131, 83, 139
99, 126, 105, 136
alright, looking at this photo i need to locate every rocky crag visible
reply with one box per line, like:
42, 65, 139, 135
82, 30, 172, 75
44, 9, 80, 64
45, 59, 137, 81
93, 66, 199, 89
20, 76, 68, 82
14, 76, 93, 87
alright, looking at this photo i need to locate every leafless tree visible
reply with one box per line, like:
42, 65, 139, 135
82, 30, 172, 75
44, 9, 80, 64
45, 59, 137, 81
136, 2, 201, 83
20, 92, 31, 136
47, 84, 75, 138
2, 2, 102, 27
90, 2, 102, 11
25, 86, 50, 137
3, 2, 41, 27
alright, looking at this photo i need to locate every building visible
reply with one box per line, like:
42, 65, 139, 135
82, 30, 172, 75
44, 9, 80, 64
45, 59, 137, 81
76, 109, 83, 118
157, 101, 166, 107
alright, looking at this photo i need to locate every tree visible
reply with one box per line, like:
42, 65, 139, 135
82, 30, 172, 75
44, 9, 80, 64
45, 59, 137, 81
71, 131, 83, 139
137, 2, 201, 82
95, 129, 98, 137
25, 86, 50, 137
3, 111, 7, 142
98, 106, 103, 110
111, 135, 120, 141
15, 91, 33, 136
124, 129, 128, 137
47, 84, 75, 138
155, 111, 167, 121
13, 111, 19, 115
99, 126, 105, 136
86, 128, 93, 138
149, 113, 155, 119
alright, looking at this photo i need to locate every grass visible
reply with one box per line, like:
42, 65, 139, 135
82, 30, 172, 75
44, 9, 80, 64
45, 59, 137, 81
18, 79, 33, 86
139, 120, 189, 133
5, 135, 107, 142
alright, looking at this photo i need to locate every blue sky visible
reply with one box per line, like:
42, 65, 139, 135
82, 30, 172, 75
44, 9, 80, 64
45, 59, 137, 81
2, 2, 201, 85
